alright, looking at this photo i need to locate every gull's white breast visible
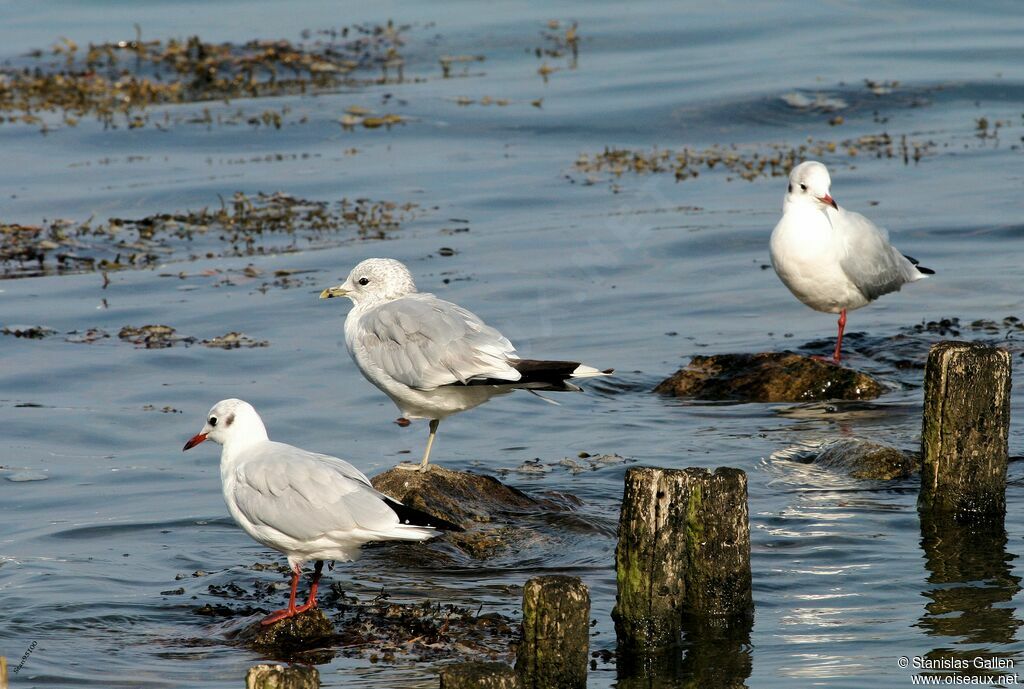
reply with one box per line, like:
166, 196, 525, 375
770, 205, 870, 314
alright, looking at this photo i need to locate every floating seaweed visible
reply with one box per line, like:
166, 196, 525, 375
573, 133, 937, 185
530, 19, 579, 82
181, 559, 516, 664
0, 22, 414, 130
1, 324, 57, 338
438, 54, 485, 79
1, 192, 422, 279
118, 324, 194, 349
202, 332, 269, 349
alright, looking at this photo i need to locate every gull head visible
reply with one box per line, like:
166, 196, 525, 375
183, 398, 268, 451
319, 258, 418, 306
785, 161, 837, 210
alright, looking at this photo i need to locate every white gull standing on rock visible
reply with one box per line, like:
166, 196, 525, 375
182, 398, 460, 625
769, 161, 934, 363
320, 258, 613, 470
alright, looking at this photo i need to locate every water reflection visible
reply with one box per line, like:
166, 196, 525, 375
917, 514, 1021, 681
616, 618, 753, 689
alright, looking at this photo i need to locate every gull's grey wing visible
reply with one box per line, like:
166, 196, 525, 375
230, 442, 402, 542
354, 293, 520, 390
837, 209, 922, 302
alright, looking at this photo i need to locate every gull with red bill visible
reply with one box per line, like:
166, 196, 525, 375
183, 398, 461, 625
769, 161, 934, 363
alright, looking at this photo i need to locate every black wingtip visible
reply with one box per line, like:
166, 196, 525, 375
903, 254, 935, 275
384, 497, 465, 533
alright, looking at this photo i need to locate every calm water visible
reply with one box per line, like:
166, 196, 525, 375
3, 1, 1024, 687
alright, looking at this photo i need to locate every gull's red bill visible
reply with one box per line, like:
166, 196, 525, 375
182, 433, 208, 451
819, 193, 838, 210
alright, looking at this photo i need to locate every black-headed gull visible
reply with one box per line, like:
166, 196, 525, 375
320, 258, 612, 470
182, 398, 460, 625
769, 161, 934, 363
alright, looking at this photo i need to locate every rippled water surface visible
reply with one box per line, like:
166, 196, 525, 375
3, 1, 1024, 687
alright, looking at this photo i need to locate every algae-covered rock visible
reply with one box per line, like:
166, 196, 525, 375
238, 608, 335, 656
813, 438, 917, 480
655, 352, 885, 402
245, 663, 320, 689
371, 464, 573, 528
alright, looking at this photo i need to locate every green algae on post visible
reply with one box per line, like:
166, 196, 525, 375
613, 467, 753, 652
919, 342, 1011, 519
516, 576, 589, 689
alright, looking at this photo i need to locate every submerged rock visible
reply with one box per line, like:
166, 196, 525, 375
813, 438, 916, 480
371, 464, 576, 529
655, 352, 885, 402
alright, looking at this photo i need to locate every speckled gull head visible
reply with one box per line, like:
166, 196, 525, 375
785, 161, 837, 210
319, 258, 418, 306
182, 398, 268, 450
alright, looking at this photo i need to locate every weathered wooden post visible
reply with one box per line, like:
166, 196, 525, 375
919, 341, 1011, 519
916, 342, 1016, 664
1, 656, 8, 689
440, 662, 520, 689
613, 466, 753, 652
515, 575, 589, 689
245, 663, 319, 689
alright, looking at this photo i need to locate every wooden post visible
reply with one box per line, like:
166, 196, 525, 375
1, 656, 7, 689
613, 466, 752, 652
245, 663, 319, 689
515, 575, 589, 689
919, 342, 1011, 519
440, 662, 519, 689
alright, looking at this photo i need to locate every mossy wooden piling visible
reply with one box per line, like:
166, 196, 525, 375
919, 341, 1011, 519
1, 656, 8, 689
440, 662, 520, 689
244, 663, 319, 689
515, 575, 589, 689
612, 466, 753, 652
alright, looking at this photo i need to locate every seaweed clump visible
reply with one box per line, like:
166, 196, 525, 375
574, 133, 935, 184
0, 22, 411, 130
1, 192, 421, 279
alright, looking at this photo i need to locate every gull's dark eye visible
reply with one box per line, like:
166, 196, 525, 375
208, 416, 218, 427
799, 183, 807, 191
358, 277, 370, 286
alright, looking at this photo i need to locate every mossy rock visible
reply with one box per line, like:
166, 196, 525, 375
371, 464, 573, 529
238, 608, 335, 656
655, 352, 885, 403
813, 438, 917, 480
